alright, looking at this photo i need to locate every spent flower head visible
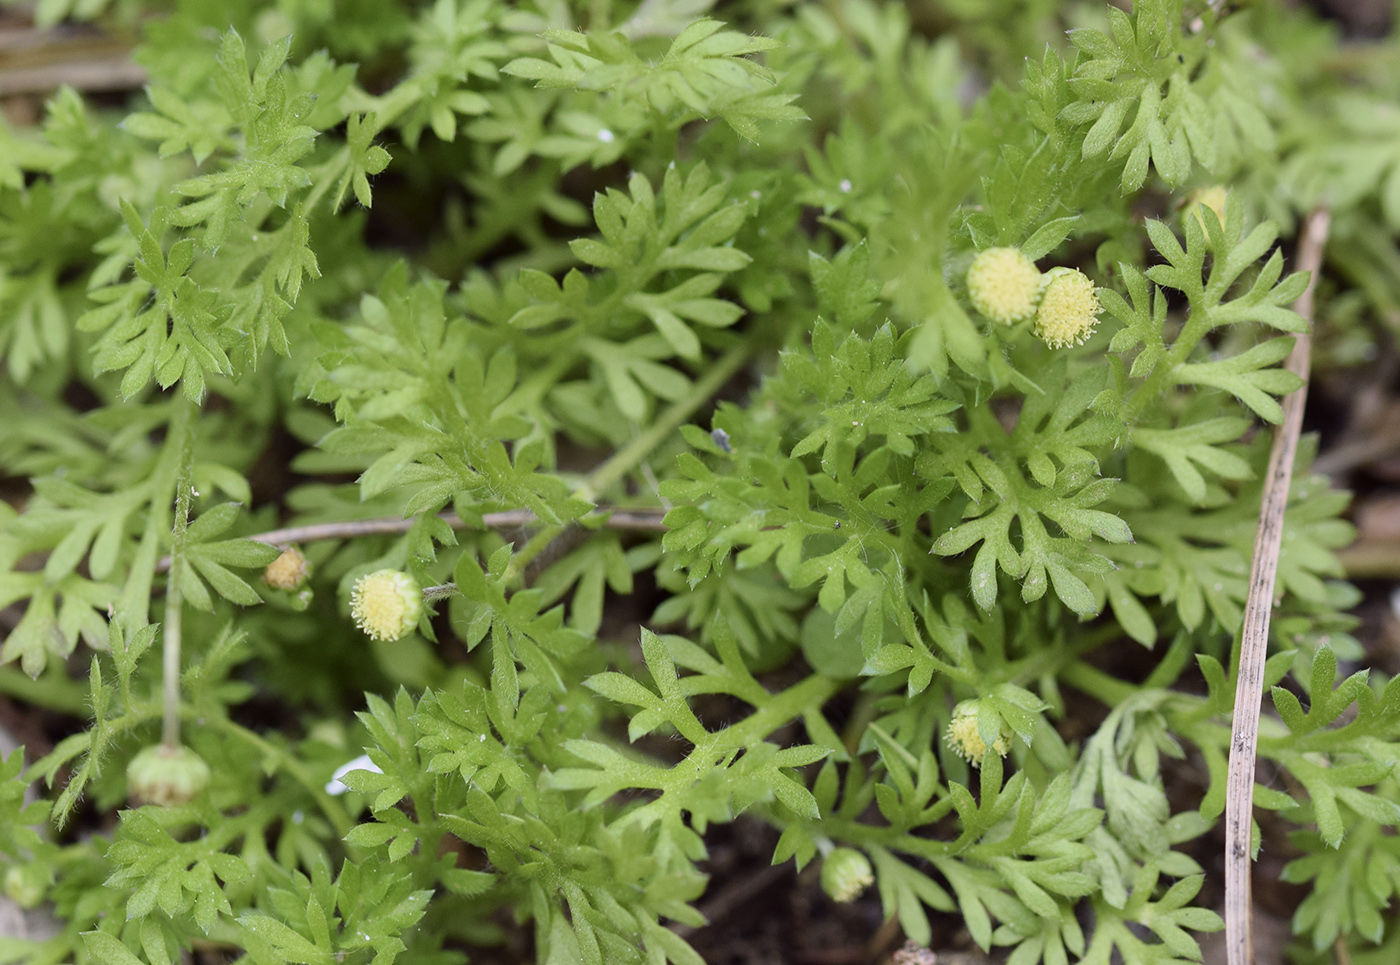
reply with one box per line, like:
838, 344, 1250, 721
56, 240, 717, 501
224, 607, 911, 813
945, 701, 1011, 766
263, 546, 309, 590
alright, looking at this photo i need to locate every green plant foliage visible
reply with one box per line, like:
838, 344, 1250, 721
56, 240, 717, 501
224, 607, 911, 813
1, 0, 1397, 962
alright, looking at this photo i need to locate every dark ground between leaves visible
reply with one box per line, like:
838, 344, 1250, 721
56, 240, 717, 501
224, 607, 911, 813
3, 1, 1400, 964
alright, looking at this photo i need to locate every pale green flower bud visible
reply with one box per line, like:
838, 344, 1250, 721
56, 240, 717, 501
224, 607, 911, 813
4, 865, 46, 908
127, 744, 211, 807
821, 847, 874, 903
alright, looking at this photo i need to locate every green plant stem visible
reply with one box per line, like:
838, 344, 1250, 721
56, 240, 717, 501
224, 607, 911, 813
1121, 309, 1215, 425
32, 699, 354, 840
585, 344, 751, 501
1006, 623, 1123, 691
204, 715, 354, 839
422, 583, 458, 602
302, 149, 351, 214
1059, 660, 1139, 708
503, 343, 751, 583
0, 666, 89, 717
367, 82, 423, 134
162, 398, 196, 750
724, 671, 841, 747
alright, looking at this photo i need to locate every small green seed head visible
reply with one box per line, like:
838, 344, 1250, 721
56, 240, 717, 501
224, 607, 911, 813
350, 569, 422, 642
127, 744, 211, 807
966, 247, 1043, 324
820, 847, 874, 903
1032, 268, 1101, 348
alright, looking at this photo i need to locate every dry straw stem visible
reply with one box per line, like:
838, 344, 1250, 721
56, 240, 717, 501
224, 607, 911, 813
1335, 542, 1400, 579
0, 23, 146, 95
153, 507, 668, 574
1224, 206, 1331, 965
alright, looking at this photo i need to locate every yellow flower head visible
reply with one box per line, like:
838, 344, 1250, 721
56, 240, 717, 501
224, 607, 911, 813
945, 701, 1010, 766
966, 247, 1043, 324
1032, 268, 1100, 348
350, 569, 422, 641
263, 546, 309, 590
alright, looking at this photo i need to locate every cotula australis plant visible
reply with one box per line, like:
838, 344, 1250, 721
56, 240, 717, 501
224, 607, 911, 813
1, 0, 1399, 963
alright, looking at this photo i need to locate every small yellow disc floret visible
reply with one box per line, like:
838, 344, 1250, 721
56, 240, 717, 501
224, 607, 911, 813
350, 569, 422, 642
945, 702, 1010, 766
966, 247, 1043, 324
1032, 268, 1101, 348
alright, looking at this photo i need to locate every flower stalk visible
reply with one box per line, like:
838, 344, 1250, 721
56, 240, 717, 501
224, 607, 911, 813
161, 398, 196, 750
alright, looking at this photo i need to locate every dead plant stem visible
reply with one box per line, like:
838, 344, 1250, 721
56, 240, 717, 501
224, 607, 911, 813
153, 507, 668, 574
1224, 206, 1330, 965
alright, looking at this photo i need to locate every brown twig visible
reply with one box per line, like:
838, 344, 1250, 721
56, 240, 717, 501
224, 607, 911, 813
1224, 206, 1330, 965
1310, 340, 1398, 478
1334, 543, 1400, 580
0, 56, 145, 94
153, 507, 669, 573
669, 862, 792, 940
1337, 540, 1400, 580
1312, 434, 1400, 477
0, 24, 145, 95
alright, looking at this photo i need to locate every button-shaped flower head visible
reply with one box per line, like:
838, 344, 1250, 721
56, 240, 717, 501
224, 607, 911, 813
820, 847, 875, 903
945, 700, 1011, 766
350, 569, 422, 641
1032, 267, 1101, 348
127, 744, 211, 807
966, 246, 1043, 324
263, 546, 309, 590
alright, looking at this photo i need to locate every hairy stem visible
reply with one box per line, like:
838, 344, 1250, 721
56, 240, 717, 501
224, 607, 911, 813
586, 344, 751, 502
161, 398, 196, 749
32, 699, 355, 841
503, 343, 751, 583
205, 716, 354, 840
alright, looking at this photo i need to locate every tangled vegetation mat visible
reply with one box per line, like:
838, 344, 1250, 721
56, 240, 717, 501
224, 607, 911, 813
4, 1, 1400, 963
